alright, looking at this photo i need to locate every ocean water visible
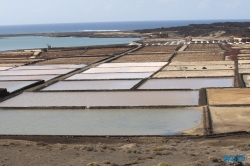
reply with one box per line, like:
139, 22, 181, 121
0, 36, 140, 51
0, 20, 249, 34
1, 20, 249, 51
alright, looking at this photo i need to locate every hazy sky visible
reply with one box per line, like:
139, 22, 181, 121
1, 0, 249, 25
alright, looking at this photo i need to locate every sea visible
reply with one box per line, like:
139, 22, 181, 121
0, 20, 249, 51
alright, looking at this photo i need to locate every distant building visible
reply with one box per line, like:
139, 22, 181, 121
150, 32, 168, 38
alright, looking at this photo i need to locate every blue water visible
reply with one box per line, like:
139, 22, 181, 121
0, 20, 249, 34
0, 36, 140, 51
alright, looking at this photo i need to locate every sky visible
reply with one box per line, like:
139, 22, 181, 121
0, 0, 250, 25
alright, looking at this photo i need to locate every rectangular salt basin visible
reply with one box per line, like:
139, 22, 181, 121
0, 108, 202, 135
243, 75, 250, 87
210, 107, 250, 134
66, 73, 153, 80
169, 61, 234, 66
97, 62, 168, 68
0, 69, 74, 76
42, 80, 141, 90
83, 67, 161, 73
238, 64, 250, 69
139, 77, 234, 89
11, 64, 86, 70
163, 65, 234, 71
239, 69, 250, 74
0, 67, 12, 71
0, 91, 199, 107
0, 75, 58, 81
207, 88, 250, 105
0, 81, 38, 93
154, 70, 234, 78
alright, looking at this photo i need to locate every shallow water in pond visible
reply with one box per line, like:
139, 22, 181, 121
11, 64, 86, 70
0, 81, 38, 92
66, 73, 153, 80
83, 67, 161, 73
42, 80, 141, 90
139, 77, 234, 89
0, 108, 202, 135
0, 69, 74, 75
0, 75, 58, 81
0, 91, 199, 107
98, 62, 167, 68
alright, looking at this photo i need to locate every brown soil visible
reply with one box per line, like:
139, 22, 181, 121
39, 48, 131, 59
185, 44, 222, 51
207, 88, 250, 105
210, 107, 250, 134
84, 47, 131, 56
0, 52, 34, 58
0, 136, 249, 166
172, 53, 225, 62
132, 46, 179, 53
0, 59, 43, 64
36, 57, 110, 65
111, 54, 173, 63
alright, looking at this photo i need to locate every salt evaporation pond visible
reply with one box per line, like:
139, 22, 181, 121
66, 73, 153, 80
139, 77, 234, 89
0, 108, 202, 135
42, 80, 141, 90
0, 91, 199, 107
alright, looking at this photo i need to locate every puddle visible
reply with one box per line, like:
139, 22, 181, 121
139, 78, 234, 89
66, 73, 153, 80
0, 81, 38, 93
83, 67, 161, 73
0, 67, 12, 71
0, 69, 74, 76
0, 91, 199, 107
42, 80, 141, 90
0, 75, 58, 81
98, 62, 167, 68
0, 108, 202, 135
11, 64, 86, 70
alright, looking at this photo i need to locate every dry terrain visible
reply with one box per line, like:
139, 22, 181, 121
172, 53, 225, 62
185, 44, 222, 51
0, 136, 250, 166
132, 46, 179, 53
111, 53, 174, 63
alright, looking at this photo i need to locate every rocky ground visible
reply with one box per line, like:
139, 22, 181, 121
0, 135, 250, 166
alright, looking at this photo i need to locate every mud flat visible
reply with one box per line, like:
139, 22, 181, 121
138, 78, 234, 89
207, 88, 250, 105
210, 107, 250, 134
0, 91, 199, 107
111, 53, 173, 62
42, 80, 141, 90
163, 64, 234, 71
0, 108, 203, 135
66, 73, 153, 80
154, 70, 234, 78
